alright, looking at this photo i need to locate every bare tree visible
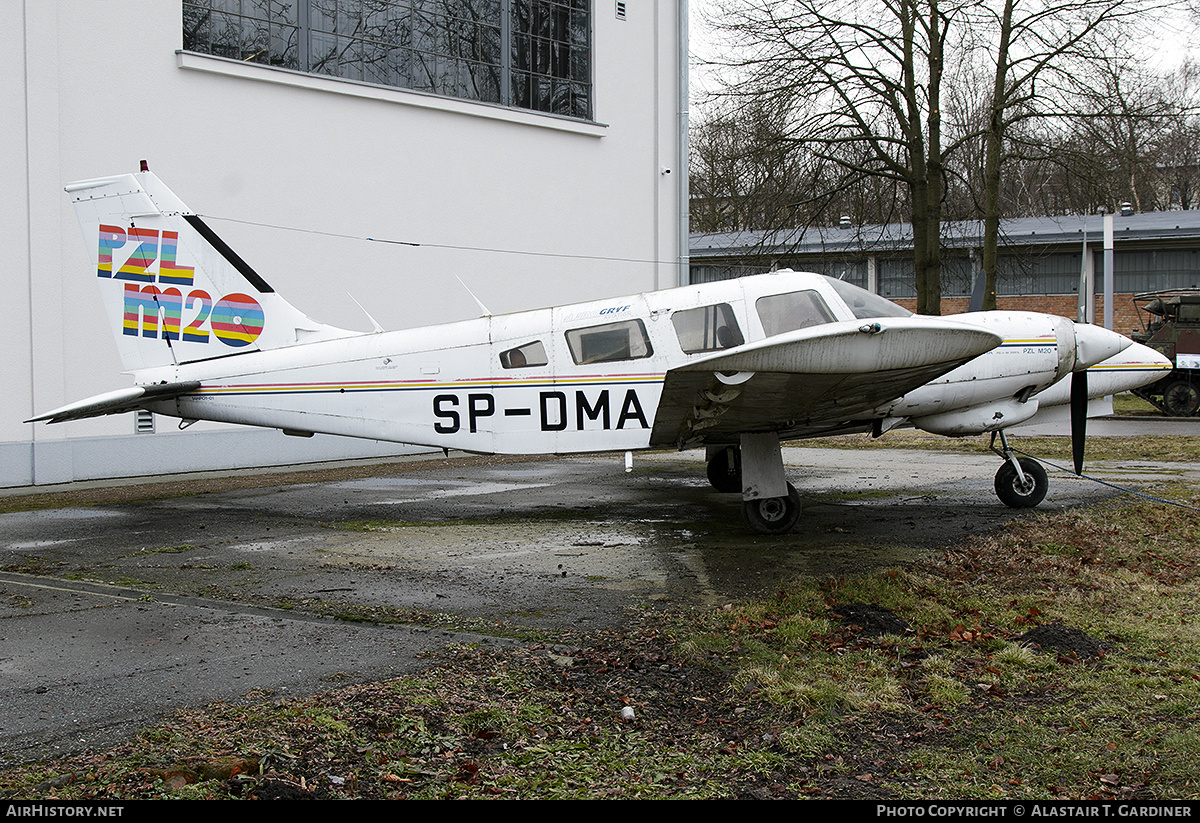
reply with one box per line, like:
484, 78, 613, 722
689, 99, 907, 233
1155, 61, 1200, 209
708, 0, 964, 314
968, 0, 1161, 309
704, 0, 1170, 313
689, 101, 808, 232
1072, 55, 1200, 212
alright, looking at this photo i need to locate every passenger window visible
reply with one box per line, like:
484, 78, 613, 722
565, 319, 653, 364
756, 291, 836, 337
499, 340, 548, 369
671, 303, 745, 353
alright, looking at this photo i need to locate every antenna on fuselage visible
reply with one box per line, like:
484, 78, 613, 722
455, 275, 493, 316
347, 294, 385, 333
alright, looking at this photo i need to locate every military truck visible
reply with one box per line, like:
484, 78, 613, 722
1130, 290, 1200, 416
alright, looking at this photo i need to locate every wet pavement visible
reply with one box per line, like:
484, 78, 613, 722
0, 444, 1194, 763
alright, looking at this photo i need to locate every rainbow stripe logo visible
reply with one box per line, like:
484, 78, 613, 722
210, 293, 265, 348
103, 224, 265, 349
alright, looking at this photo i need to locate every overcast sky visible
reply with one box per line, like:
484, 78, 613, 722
686, 1, 1200, 108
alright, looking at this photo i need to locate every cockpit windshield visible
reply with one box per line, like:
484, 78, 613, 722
823, 276, 912, 319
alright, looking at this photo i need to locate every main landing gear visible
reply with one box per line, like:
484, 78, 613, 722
707, 430, 1053, 534
742, 483, 803, 534
707, 435, 802, 535
990, 430, 1048, 508
706, 445, 742, 493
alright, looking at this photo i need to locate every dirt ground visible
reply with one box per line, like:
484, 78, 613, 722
0, 446, 1175, 771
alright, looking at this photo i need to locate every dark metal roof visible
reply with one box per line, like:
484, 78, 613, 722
689, 210, 1200, 260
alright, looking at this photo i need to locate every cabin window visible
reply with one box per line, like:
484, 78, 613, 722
671, 303, 744, 353
182, 0, 593, 120
755, 291, 836, 337
565, 319, 653, 364
499, 340, 548, 369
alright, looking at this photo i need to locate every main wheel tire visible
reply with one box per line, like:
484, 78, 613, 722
742, 483, 802, 535
1163, 379, 1200, 417
706, 446, 742, 493
994, 458, 1048, 508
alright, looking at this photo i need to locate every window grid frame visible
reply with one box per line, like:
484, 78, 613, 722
182, 0, 593, 120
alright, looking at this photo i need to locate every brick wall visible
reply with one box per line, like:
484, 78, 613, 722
893, 294, 1149, 336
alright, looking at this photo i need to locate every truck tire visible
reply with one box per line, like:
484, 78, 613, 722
1163, 379, 1200, 416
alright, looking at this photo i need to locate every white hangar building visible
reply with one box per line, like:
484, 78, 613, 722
4, 1, 688, 487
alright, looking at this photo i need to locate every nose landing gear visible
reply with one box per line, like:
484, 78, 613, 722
990, 431, 1048, 508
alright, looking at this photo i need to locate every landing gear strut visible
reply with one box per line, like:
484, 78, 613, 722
990, 431, 1048, 508
733, 433, 803, 535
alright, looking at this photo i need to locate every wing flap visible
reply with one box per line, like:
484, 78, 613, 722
26, 381, 201, 424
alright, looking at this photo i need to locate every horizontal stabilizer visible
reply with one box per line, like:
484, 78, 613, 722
26, 381, 200, 424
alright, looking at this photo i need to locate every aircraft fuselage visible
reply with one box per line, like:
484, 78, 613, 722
30, 169, 1174, 534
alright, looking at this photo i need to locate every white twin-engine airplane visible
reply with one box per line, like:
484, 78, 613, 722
29, 167, 1172, 534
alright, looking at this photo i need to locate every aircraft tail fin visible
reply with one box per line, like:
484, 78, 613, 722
68, 166, 354, 373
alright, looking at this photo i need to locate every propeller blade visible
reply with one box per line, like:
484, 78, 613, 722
1071, 370, 1088, 475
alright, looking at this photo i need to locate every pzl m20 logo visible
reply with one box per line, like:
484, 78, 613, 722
98, 224, 264, 348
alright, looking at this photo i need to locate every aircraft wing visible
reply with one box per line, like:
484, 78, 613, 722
650, 318, 1001, 448
25, 382, 201, 424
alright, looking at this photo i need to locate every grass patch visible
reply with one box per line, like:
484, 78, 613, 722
1, 557, 63, 575
108, 577, 153, 588
329, 510, 601, 531
283, 598, 551, 641
329, 520, 424, 532
1111, 392, 1161, 417
3, 480, 1199, 799
682, 485, 1200, 798
821, 488, 900, 501
789, 431, 1200, 463
135, 545, 197, 556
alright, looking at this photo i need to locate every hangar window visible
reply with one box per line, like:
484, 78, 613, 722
755, 290, 836, 337
671, 303, 744, 353
182, 0, 592, 120
499, 340, 548, 368
565, 319, 653, 364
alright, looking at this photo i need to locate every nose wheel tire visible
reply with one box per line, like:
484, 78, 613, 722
742, 483, 802, 534
994, 457, 1048, 508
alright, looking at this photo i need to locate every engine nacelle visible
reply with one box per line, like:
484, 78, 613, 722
912, 398, 1040, 436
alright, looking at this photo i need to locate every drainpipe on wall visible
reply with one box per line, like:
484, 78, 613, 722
678, 0, 690, 287
1103, 211, 1114, 330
